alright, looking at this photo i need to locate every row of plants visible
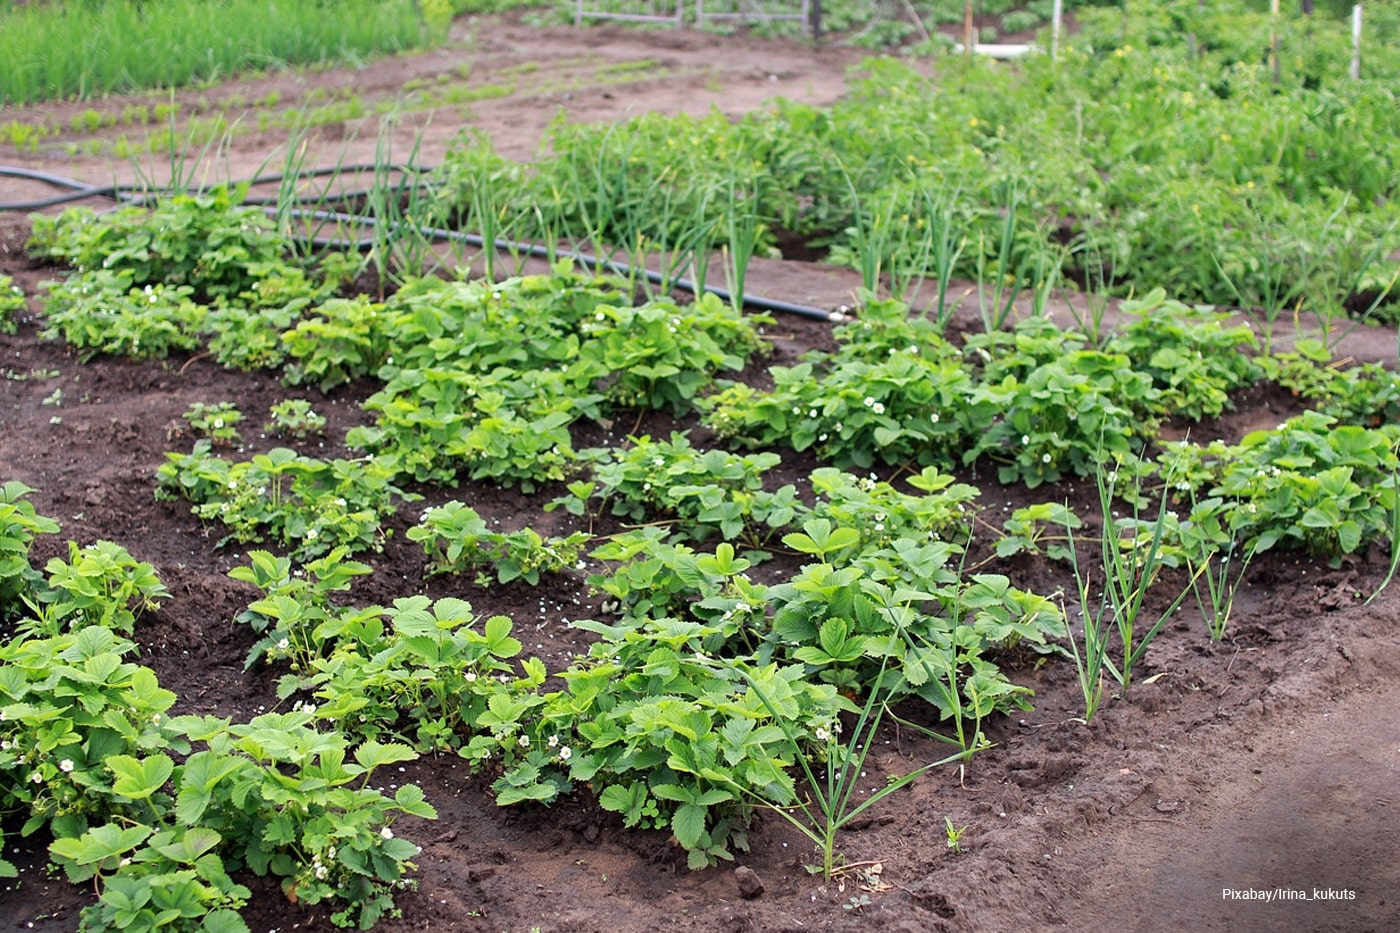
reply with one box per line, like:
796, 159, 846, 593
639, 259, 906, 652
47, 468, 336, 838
24, 192, 1400, 575
0, 0, 450, 106
0, 483, 435, 932
417, 0, 1399, 324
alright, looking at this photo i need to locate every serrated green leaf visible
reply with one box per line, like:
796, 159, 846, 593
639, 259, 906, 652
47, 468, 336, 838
353, 740, 417, 771
671, 803, 707, 850
394, 784, 438, 819
202, 909, 252, 933
108, 754, 173, 800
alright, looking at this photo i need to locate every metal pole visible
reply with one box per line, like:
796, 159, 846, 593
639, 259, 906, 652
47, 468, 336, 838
964, 0, 974, 58
1351, 4, 1363, 79
1270, 0, 1281, 84
1051, 0, 1062, 60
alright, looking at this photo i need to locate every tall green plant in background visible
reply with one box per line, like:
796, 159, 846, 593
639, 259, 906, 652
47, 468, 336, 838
0, 0, 436, 105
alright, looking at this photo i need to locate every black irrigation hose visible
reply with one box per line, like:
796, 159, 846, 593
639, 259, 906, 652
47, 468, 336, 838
0, 164, 847, 322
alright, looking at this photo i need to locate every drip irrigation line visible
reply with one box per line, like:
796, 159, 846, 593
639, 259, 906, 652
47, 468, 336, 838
0, 164, 846, 322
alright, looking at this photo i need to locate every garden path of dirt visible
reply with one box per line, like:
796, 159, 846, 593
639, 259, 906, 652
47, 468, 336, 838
2, 16, 1400, 933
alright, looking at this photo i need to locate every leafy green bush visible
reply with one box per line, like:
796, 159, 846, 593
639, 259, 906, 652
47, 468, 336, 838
0, 274, 23, 333
702, 302, 981, 470
573, 293, 768, 413
40, 272, 206, 361
156, 443, 416, 559
1160, 411, 1400, 558
1107, 288, 1261, 419
0, 481, 59, 619
409, 501, 592, 584
28, 190, 288, 300
555, 433, 797, 546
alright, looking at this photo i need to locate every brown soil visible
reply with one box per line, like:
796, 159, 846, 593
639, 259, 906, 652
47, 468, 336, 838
3, 15, 1400, 933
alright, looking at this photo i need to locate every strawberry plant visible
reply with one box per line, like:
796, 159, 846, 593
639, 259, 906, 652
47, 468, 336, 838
175, 712, 435, 929
555, 432, 797, 546
349, 367, 597, 490
265, 399, 328, 440
27, 188, 289, 300
26, 540, 169, 637
586, 532, 771, 642
382, 266, 627, 375
1159, 411, 1400, 559
0, 273, 23, 333
997, 502, 1083, 563
204, 263, 333, 372
183, 402, 244, 447
156, 442, 416, 559
0, 481, 60, 619
702, 335, 980, 471
804, 466, 978, 555
1106, 288, 1261, 420
0, 626, 186, 835
228, 547, 376, 678
572, 293, 769, 413
307, 596, 536, 755
966, 343, 1157, 487
281, 295, 393, 392
408, 501, 591, 584
40, 272, 206, 361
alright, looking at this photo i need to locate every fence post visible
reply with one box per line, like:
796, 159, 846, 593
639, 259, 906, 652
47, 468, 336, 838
964, 0, 974, 58
1051, 0, 1062, 60
1351, 4, 1362, 79
810, 0, 822, 42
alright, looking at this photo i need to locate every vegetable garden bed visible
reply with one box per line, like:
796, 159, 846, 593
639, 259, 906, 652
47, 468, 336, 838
2, 9, 1399, 933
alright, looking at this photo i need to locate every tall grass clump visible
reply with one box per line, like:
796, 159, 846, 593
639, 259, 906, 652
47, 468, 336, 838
0, 0, 436, 106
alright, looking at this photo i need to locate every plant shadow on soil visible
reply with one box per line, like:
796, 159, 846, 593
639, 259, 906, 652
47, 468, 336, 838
2, 18, 1400, 933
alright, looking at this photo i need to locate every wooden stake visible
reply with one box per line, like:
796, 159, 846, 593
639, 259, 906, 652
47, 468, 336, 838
1051, 0, 1062, 60
964, 0, 974, 58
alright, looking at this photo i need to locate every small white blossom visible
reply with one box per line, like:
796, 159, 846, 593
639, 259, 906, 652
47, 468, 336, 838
380, 826, 394, 840
547, 734, 559, 748
518, 735, 531, 748
29, 771, 42, 784
814, 727, 831, 742
277, 638, 290, 651
59, 759, 74, 773
1042, 453, 1052, 464
863, 396, 876, 407
871, 402, 885, 415
1021, 434, 1031, 446
464, 671, 478, 683
931, 413, 940, 423
558, 746, 572, 762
